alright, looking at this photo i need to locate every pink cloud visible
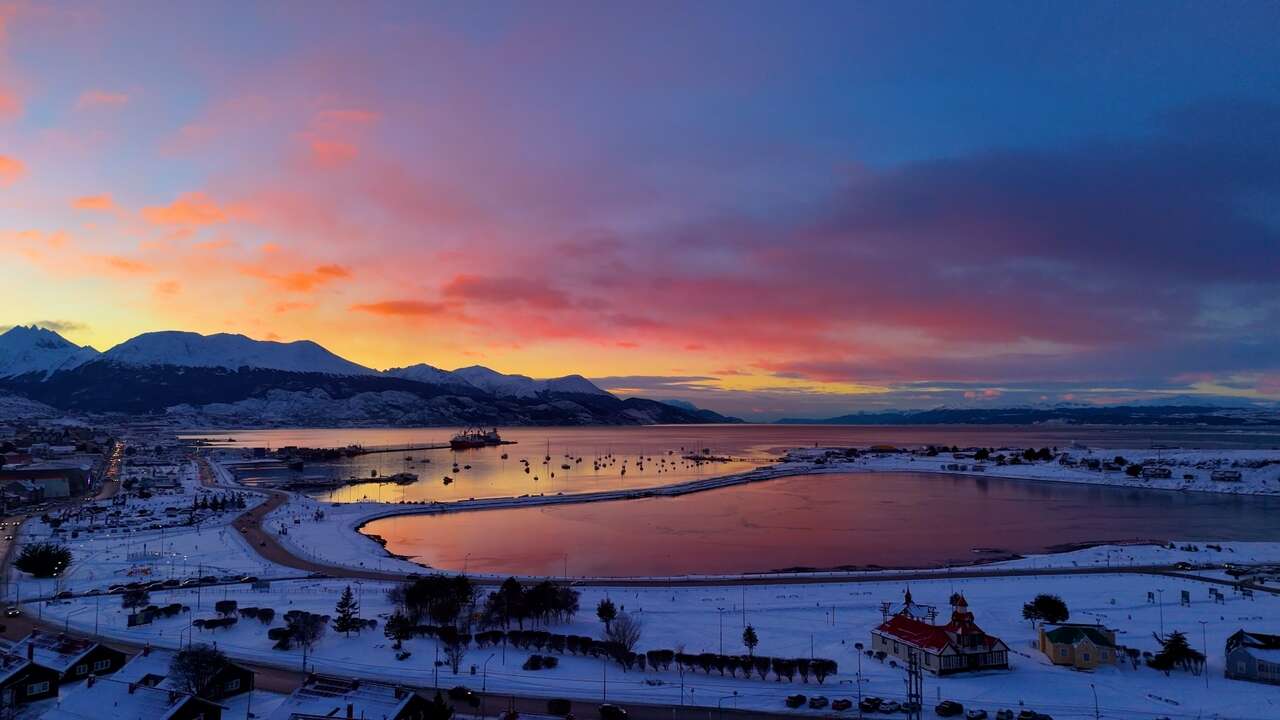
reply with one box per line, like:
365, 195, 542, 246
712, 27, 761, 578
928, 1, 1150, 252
0, 154, 25, 185
76, 89, 129, 109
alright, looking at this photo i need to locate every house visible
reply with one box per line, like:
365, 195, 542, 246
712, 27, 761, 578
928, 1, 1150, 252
1141, 466, 1172, 479
114, 645, 254, 703
5, 631, 127, 682
39, 673, 223, 720
871, 592, 1009, 675
1225, 629, 1280, 685
267, 675, 430, 720
1038, 623, 1118, 669
1211, 470, 1243, 482
0, 650, 61, 709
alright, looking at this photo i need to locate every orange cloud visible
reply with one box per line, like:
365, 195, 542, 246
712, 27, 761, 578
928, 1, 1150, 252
0, 155, 25, 186
102, 255, 152, 274
309, 139, 358, 166
76, 89, 129, 109
350, 300, 448, 316
239, 262, 352, 292
72, 193, 115, 211
141, 192, 229, 226
0, 89, 17, 118
153, 280, 180, 296
316, 108, 379, 125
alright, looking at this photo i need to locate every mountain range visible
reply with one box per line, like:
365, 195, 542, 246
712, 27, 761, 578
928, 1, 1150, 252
0, 326, 738, 427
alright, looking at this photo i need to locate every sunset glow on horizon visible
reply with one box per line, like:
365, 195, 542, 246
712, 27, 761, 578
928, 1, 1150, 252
2, 1, 1279, 419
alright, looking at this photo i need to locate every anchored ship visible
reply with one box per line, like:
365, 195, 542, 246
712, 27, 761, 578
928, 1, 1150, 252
449, 426, 503, 450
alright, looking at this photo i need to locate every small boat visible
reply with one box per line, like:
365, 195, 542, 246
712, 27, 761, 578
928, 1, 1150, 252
560, 464, 571, 470
387, 472, 418, 485
442, 476, 453, 485
501, 453, 509, 460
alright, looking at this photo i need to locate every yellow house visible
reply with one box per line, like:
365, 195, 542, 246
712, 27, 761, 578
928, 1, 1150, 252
1038, 624, 1117, 669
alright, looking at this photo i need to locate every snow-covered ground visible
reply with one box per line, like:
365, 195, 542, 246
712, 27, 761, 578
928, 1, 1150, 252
33, 572, 1280, 719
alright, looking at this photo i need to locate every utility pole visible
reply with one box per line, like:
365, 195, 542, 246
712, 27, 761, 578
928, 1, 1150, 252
905, 649, 923, 720
1090, 683, 1100, 720
1199, 620, 1210, 688
717, 607, 724, 654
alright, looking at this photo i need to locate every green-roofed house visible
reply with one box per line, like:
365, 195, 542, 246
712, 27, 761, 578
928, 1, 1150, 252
1038, 623, 1118, 669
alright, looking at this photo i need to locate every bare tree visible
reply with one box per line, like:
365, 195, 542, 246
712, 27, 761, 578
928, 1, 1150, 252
606, 611, 643, 656
169, 644, 227, 698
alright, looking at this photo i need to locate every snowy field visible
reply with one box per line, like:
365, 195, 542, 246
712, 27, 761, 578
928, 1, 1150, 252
32, 572, 1280, 719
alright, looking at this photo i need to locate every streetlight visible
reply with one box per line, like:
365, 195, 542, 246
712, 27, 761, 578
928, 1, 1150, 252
1156, 589, 1165, 639
717, 607, 725, 654
717, 691, 738, 720
854, 642, 864, 716
482, 653, 496, 693
1089, 683, 1099, 720
1198, 620, 1210, 688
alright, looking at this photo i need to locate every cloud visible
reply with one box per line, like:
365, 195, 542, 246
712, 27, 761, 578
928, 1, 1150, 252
75, 89, 129, 109
71, 194, 115, 211
350, 300, 450, 316
0, 154, 25, 186
0, 320, 87, 335
0, 88, 17, 118
141, 192, 229, 226
442, 275, 570, 310
102, 255, 152, 274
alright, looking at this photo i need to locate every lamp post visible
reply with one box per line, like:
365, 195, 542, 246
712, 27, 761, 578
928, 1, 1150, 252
1156, 589, 1165, 639
1198, 620, 1210, 688
854, 642, 864, 717
717, 691, 738, 720
717, 607, 725, 654
1089, 683, 1099, 720
482, 653, 496, 693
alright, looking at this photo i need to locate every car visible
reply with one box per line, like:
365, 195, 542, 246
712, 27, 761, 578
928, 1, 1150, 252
937, 700, 965, 717
239, 576, 259, 583
785, 695, 807, 709
54, 591, 74, 600
879, 700, 900, 713
859, 697, 882, 713
107, 585, 126, 593
4, 607, 19, 617
307, 572, 331, 579
1174, 561, 1194, 570
808, 696, 829, 709
239, 528, 248, 533
1017, 711, 1040, 720
84, 588, 102, 596
448, 687, 479, 707
3, 535, 12, 541
161, 578, 180, 588
967, 711, 988, 720
546, 698, 572, 716
831, 699, 853, 712
200, 576, 217, 584
179, 578, 201, 587
995, 711, 1014, 720
598, 704, 628, 720
901, 702, 921, 714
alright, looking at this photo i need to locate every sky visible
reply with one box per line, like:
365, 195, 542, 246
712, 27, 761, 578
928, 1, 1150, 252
1, 1, 1278, 421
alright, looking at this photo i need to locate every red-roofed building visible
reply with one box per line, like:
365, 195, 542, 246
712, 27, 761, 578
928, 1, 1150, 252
871, 591, 1009, 675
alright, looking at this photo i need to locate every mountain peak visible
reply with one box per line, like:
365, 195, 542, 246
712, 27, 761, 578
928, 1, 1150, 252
0, 325, 99, 378
101, 330, 375, 375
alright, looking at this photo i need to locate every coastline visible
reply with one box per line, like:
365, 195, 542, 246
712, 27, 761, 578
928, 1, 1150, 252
241, 445, 1280, 581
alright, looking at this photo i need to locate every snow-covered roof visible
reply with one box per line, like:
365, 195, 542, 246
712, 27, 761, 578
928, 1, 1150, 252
0, 652, 34, 685
5, 631, 99, 673
267, 675, 418, 720
40, 676, 217, 720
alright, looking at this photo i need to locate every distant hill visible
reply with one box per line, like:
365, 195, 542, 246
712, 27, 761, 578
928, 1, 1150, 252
0, 327, 739, 427
775, 404, 1280, 426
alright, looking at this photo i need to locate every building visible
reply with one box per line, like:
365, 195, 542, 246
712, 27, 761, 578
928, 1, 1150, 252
114, 645, 254, 703
4, 631, 127, 683
0, 650, 61, 709
1211, 470, 1243, 482
1141, 466, 1172, 479
1038, 624, 1118, 669
267, 675, 430, 720
1225, 630, 1280, 685
39, 674, 223, 720
871, 592, 1009, 675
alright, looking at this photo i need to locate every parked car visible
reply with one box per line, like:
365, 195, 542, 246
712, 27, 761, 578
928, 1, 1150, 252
967, 711, 988, 720
880, 700, 900, 713
937, 700, 965, 717
598, 704, 628, 720
808, 696, 828, 709
832, 699, 853, 711
859, 697, 882, 713
995, 711, 1013, 720
240, 575, 259, 583
547, 698, 572, 716
785, 695, 807, 709
448, 686, 479, 708
1017, 711, 1040, 720
4, 607, 20, 617
54, 591, 74, 600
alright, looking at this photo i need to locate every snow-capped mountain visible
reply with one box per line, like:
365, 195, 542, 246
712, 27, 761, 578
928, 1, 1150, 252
450, 365, 610, 398
100, 331, 375, 376
383, 363, 466, 386
0, 325, 99, 378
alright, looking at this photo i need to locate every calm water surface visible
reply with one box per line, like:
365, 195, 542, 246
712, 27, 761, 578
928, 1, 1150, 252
186, 425, 1280, 504
363, 471, 1280, 577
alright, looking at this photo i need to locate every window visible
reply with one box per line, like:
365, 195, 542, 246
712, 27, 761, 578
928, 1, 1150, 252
224, 678, 240, 691
75, 664, 87, 676
1058, 648, 1067, 657
27, 681, 49, 695
1082, 653, 1091, 662
92, 659, 111, 671
1238, 661, 1247, 673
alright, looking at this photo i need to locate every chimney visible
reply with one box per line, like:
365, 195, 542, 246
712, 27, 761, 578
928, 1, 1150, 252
142, 643, 151, 656
26, 643, 33, 661
346, 703, 354, 719
86, 674, 95, 688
